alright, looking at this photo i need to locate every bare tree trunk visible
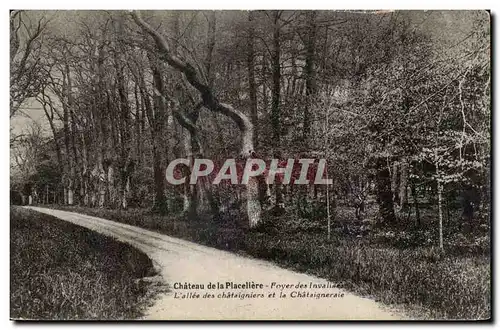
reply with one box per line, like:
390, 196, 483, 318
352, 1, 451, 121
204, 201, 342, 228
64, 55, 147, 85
67, 186, 74, 205
149, 56, 169, 214
80, 130, 90, 206
63, 187, 68, 205
95, 37, 107, 208
437, 165, 444, 250
181, 124, 195, 215
171, 100, 219, 218
203, 11, 225, 152
205, 11, 216, 88
39, 92, 63, 169
113, 18, 133, 210
375, 158, 396, 224
132, 11, 262, 226
134, 81, 143, 167
274, 182, 285, 212
271, 10, 281, 147
247, 11, 258, 147
66, 61, 80, 205
391, 161, 399, 205
62, 69, 74, 205
106, 161, 115, 207
303, 10, 317, 147
170, 10, 195, 215
262, 53, 268, 114
117, 78, 132, 208
411, 181, 421, 226
247, 177, 261, 227
290, 50, 297, 100
399, 157, 409, 208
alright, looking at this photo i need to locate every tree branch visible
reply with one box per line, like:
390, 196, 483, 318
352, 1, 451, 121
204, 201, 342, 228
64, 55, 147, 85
130, 10, 255, 157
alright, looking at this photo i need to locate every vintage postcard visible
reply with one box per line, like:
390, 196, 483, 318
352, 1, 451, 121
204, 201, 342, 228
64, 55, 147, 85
10, 9, 491, 321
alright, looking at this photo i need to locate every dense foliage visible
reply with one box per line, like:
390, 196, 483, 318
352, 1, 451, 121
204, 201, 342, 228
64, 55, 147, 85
10, 10, 491, 318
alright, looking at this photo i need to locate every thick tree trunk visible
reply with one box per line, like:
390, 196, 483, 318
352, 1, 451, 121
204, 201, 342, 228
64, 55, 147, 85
134, 82, 143, 167
122, 176, 130, 209
205, 11, 216, 88
39, 92, 63, 169
114, 22, 133, 210
66, 61, 80, 205
411, 181, 421, 226
247, 177, 261, 227
106, 161, 116, 207
391, 161, 399, 205
399, 157, 409, 208
172, 101, 220, 218
262, 53, 268, 114
290, 50, 297, 100
80, 130, 89, 206
152, 149, 167, 213
97, 172, 105, 208
62, 69, 74, 205
375, 158, 396, 224
181, 126, 196, 216
70, 111, 81, 205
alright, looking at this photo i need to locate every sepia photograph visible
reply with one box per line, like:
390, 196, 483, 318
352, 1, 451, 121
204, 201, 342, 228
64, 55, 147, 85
9, 9, 491, 321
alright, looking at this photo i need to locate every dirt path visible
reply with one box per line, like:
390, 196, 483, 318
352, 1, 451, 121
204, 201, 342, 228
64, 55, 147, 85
25, 206, 406, 320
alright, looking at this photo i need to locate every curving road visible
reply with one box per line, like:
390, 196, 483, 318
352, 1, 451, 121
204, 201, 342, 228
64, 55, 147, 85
25, 206, 405, 320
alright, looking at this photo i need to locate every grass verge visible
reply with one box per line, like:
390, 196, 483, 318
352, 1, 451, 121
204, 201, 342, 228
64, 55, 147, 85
10, 206, 157, 320
47, 205, 490, 320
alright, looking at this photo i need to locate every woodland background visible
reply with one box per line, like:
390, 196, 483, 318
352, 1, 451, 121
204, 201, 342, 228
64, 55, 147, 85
10, 10, 491, 319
